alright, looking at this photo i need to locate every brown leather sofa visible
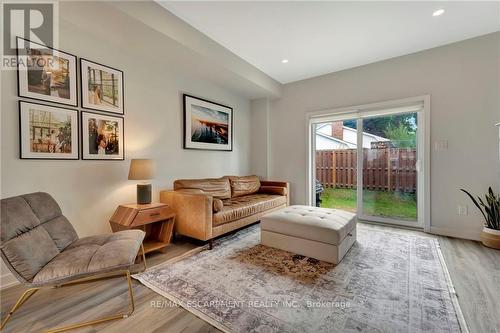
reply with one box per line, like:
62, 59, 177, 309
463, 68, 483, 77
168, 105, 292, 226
160, 175, 289, 246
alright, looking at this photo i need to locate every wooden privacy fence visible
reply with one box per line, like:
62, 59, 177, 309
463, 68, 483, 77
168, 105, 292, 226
316, 148, 417, 192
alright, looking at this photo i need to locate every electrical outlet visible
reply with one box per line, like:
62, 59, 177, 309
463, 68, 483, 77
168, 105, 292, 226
457, 205, 468, 216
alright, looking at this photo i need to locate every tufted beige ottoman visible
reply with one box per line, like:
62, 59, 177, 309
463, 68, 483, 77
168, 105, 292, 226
260, 205, 357, 264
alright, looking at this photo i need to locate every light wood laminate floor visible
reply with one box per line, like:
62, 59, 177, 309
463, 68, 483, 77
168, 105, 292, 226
1, 223, 499, 333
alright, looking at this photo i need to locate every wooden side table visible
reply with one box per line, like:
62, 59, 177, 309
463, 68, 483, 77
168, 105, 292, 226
109, 203, 175, 257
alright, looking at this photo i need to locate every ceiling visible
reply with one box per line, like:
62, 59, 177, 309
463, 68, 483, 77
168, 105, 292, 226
159, 1, 500, 84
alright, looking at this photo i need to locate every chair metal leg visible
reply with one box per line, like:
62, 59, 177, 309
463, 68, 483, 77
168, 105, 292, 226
125, 270, 135, 316
140, 243, 147, 271
0, 288, 39, 330
0, 270, 135, 333
46, 270, 135, 333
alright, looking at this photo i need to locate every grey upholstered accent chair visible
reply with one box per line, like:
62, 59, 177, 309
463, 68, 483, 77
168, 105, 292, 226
0, 192, 146, 332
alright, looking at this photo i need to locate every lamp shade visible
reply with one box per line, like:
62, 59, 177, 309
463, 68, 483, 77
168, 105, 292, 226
128, 159, 155, 180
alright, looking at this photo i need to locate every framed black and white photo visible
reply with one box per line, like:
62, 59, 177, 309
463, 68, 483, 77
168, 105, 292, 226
81, 112, 124, 160
183, 94, 233, 151
80, 59, 124, 115
16, 37, 78, 106
19, 101, 79, 160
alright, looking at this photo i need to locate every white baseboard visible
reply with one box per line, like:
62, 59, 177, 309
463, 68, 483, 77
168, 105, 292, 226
430, 226, 480, 241
1, 272, 19, 290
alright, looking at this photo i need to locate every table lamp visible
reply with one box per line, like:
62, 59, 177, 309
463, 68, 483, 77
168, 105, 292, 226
128, 159, 156, 204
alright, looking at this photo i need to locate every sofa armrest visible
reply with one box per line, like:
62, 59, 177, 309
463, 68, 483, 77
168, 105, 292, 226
160, 190, 213, 241
259, 180, 290, 205
258, 186, 288, 196
260, 180, 288, 187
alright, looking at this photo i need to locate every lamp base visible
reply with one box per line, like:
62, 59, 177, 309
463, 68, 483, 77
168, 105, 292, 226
137, 184, 152, 204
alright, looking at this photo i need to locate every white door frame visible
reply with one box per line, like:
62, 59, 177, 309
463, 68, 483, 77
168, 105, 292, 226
306, 95, 431, 232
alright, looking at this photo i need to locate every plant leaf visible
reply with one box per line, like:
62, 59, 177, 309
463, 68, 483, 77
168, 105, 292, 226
461, 188, 500, 230
461, 189, 488, 223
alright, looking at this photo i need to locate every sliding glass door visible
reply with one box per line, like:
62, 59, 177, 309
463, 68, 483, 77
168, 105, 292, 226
358, 112, 418, 225
310, 99, 426, 229
314, 119, 358, 212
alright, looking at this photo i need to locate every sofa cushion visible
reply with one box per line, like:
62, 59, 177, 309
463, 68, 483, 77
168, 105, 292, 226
228, 175, 261, 198
174, 177, 231, 199
213, 194, 287, 227
33, 230, 144, 285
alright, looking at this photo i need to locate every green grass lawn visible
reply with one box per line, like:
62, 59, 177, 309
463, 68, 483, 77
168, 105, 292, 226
319, 188, 417, 220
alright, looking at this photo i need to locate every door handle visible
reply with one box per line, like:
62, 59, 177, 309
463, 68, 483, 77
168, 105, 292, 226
415, 159, 422, 172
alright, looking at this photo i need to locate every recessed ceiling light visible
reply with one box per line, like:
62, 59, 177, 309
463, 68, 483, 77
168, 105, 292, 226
432, 9, 445, 17
281, 59, 289, 64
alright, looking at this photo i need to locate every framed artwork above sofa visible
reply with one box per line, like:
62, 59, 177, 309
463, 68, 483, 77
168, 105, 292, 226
183, 94, 233, 151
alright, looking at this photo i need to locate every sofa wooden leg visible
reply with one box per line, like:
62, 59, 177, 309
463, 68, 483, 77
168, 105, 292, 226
208, 239, 213, 250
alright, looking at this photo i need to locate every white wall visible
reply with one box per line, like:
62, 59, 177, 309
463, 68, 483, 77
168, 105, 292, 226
0, 2, 254, 287
268, 32, 500, 240
250, 98, 270, 179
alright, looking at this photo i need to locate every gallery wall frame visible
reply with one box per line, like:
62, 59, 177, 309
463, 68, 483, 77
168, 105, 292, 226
19, 100, 80, 160
16, 37, 78, 107
80, 111, 125, 160
80, 58, 124, 115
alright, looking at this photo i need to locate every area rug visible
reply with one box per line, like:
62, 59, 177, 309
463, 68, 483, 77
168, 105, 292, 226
133, 224, 467, 333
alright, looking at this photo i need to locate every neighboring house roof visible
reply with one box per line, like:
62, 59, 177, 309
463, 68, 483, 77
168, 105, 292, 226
342, 126, 390, 142
316, 132, 357, 148
316, 123, 390, 143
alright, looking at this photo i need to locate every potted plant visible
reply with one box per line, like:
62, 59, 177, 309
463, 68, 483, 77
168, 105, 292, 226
461, 187, 500, 249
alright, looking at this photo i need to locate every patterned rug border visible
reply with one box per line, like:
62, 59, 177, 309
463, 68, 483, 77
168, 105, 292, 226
360, 220, 469, 332
133, 244, 234, 332
134, 274, 232, 333
434, 239, 469, 333
133, 226, 469, 333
